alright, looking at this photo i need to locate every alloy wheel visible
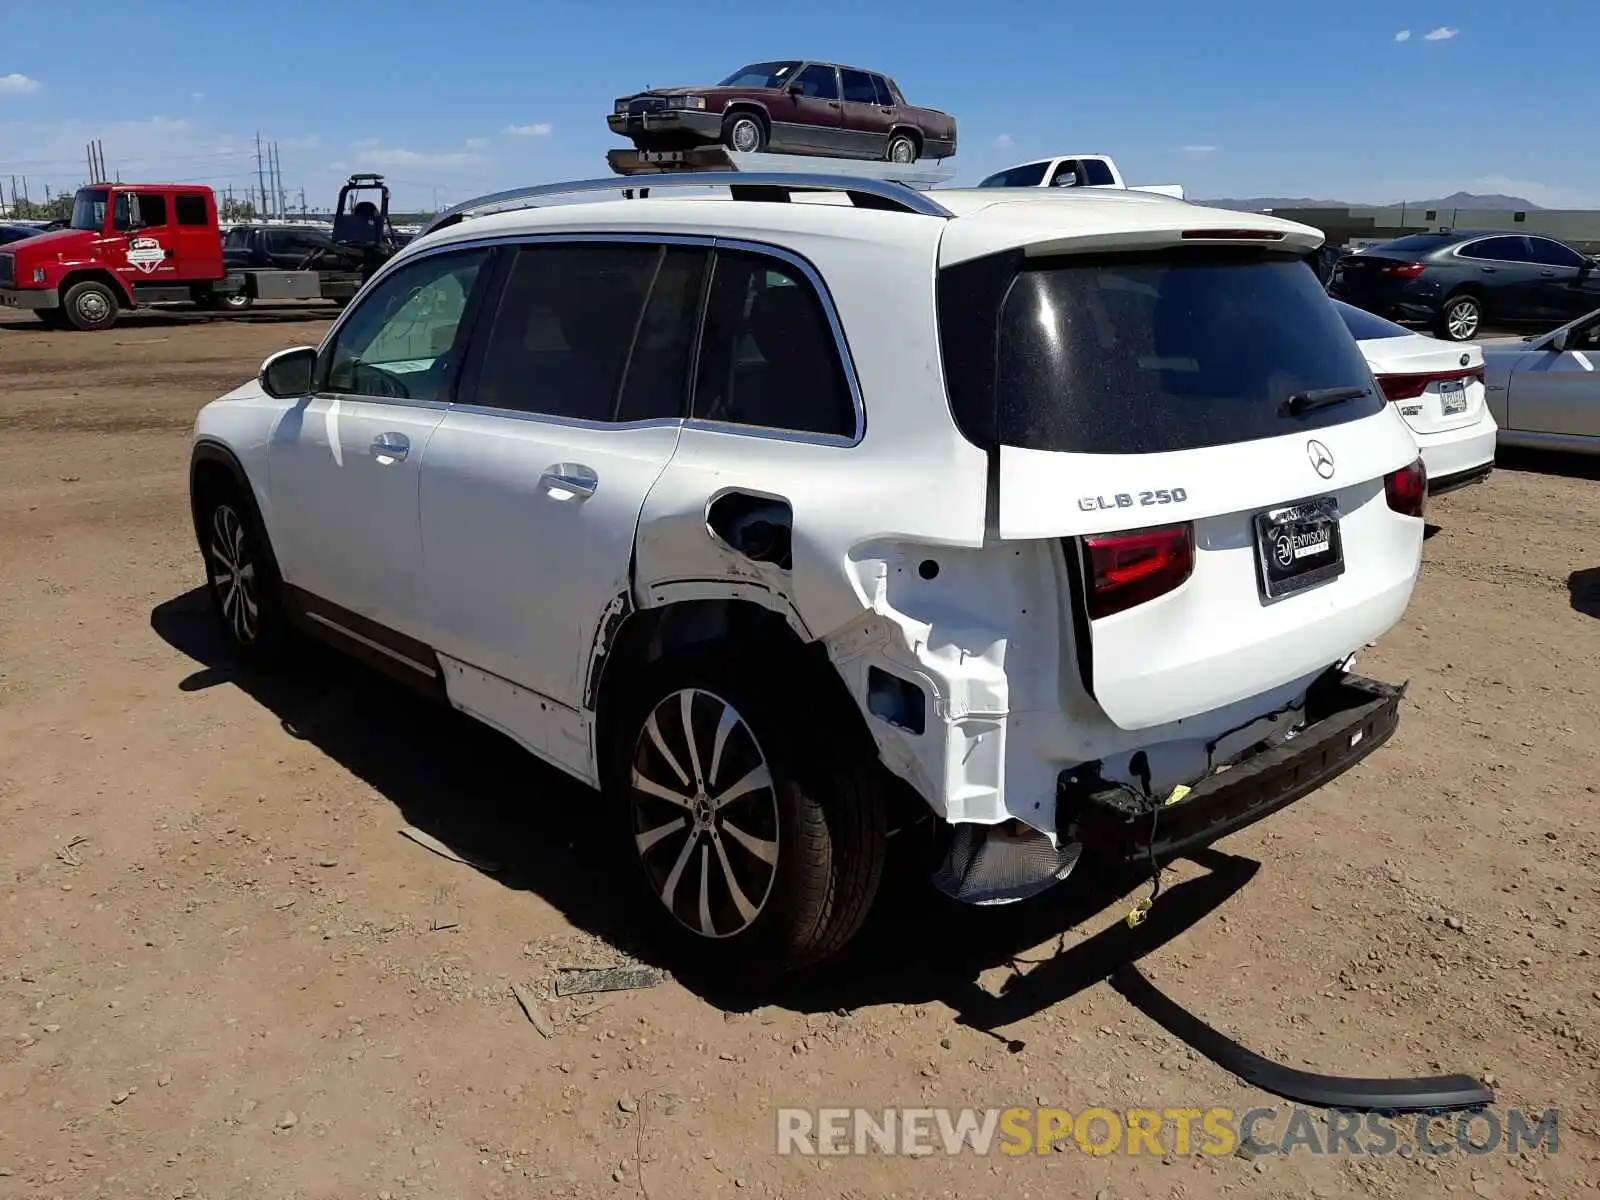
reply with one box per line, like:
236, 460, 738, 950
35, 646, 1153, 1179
208, 503, 259, 644
628, 688, 780, 939
889, 138, 915, 164
1446, 299, 1480, 340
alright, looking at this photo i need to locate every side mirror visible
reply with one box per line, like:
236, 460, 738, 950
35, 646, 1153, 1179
260, 346, 317, 398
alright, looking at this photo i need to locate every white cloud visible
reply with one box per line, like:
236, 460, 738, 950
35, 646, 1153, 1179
504, 122, 552, 138
0, 72, 42, 96
1183, 144, 1217, 154
1424, 26, 1459, 40
191, 91, 205, 101
465, 137, 490, 151
353, 145, 484, 170
994, 133, 1015, 149
1394, 29, 1411, 42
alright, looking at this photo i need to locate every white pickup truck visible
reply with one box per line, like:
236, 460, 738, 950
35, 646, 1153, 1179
976, 153, 1185, 199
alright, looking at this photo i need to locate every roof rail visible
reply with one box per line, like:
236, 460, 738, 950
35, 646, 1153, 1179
421, 170, 953, 237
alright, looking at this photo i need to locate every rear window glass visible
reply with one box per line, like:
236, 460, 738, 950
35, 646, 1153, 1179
1376, 234, 1453, 253
978, 162, 1048, 188
1334, 300, 1411, 341
940, 249, 1383, 455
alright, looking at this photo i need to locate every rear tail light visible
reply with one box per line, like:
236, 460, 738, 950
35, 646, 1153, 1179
1376, 365, 1483, 401
1385, 457, 1427, 518
1378, 262, 1426, 278
1082, 523, 1195, 619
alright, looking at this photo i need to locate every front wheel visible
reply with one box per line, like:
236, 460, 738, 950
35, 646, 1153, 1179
605, 657, 886, 981
885, 132, 919, 164
1439, 294, 1483, 341
61, 280, 118, 331
721, 112, 766, 155
196, 483, 290, 664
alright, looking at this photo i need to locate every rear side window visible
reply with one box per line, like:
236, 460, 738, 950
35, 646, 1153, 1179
978, 162, 1049, 188
1376, 233, 1452, 253
472, 242, 706, 423
1459, 236, 1528, 262
840, 69, 877, 104
691, 249, 855, 439
175, 194, 209, 226
939, 248, 1383, 455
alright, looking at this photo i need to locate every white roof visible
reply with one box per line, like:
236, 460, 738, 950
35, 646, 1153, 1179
406, 185, 1325, 269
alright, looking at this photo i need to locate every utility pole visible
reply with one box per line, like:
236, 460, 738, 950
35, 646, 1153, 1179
272, 142, 285, 219
299, 186, 306, 216
255, 133, 269, 219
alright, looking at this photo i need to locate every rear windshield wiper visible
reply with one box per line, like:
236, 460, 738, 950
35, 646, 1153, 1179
1282, 386, 1370, 417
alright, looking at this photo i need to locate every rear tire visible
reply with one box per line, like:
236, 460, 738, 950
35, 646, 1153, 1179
603, 654, 885, 983
1438, 293, 1482, 341
194, 479, 291, 665
885, 132, 919, 164
61, 280, 118, 331
721, 111, 767, 155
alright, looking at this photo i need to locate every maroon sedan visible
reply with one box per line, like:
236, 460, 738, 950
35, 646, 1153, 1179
608, 60, 957, 163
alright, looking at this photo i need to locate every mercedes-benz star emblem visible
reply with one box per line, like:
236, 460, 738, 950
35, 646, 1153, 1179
1274, 535, 1296, 568
1306, 439, 1335, 479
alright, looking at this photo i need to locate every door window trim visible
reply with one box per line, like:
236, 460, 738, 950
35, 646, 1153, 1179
404, 231, 866, 447
1453, 235, 1531, 264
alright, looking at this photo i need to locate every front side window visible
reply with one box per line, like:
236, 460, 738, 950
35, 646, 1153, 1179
793, 63, 839, 100
134, 193, 169, 227
691, 249, 855, 439
1526, 237, 1585, 268
1049, 160, 1083, 187
323, 248, 489, 403
472, 242, 705, 423
940, 248, 1383, 455
71, 189, 109, 232
870, 75, 896, 107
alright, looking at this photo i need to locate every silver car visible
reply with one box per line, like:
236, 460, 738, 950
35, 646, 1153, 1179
1481, 306, 1600, 453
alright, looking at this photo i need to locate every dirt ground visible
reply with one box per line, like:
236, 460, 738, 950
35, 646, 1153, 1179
1, 307, 1597, 1200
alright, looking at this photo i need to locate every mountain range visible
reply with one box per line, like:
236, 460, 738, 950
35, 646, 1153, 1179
1199, 191, 1541, 212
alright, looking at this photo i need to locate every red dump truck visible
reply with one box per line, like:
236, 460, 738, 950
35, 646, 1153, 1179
0, 176, 396, 331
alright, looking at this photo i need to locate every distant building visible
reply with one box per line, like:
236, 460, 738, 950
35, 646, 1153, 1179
1263, 205, 1600, 254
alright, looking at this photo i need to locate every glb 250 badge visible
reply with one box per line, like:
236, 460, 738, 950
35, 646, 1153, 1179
1078, 487, 1189, 512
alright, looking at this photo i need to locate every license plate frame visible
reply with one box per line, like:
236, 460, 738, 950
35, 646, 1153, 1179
1253, 496, 1345, 603
1439, 379, 1468, 415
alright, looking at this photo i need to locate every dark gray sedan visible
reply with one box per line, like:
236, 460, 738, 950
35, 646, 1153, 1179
1328, 229, 1600, 342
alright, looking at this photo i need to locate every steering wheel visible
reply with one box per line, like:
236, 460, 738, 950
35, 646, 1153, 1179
348, 360, 411, 400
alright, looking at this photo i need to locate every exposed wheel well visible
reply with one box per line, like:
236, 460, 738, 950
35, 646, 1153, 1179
60, 269, 132, 308
593, 598, 877, 768
890, 126, 922, 151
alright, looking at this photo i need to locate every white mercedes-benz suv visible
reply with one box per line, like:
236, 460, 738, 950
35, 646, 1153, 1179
188, 172, 1427, 978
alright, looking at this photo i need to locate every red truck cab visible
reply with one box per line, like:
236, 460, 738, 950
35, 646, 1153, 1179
0, 183, 227, 329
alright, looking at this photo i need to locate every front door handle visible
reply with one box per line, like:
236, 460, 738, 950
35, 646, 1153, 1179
540, 462, 598, 499
1540, 270, 1556, 277
371, 431, 409, 462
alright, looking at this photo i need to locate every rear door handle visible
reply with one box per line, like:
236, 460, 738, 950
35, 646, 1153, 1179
1540, 270, 1556, 277
540, 462, 597, 499
371, 431, 409, 462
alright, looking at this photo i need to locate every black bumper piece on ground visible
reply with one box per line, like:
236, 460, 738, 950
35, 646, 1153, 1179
1062, 671, 1404, 865
1428, 461, 1494, 497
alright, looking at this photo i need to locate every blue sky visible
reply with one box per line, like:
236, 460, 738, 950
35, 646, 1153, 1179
2, 0, 1596, 212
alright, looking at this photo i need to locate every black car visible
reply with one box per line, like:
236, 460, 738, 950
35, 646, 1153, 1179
0, 223, 44, 246
1327, 229, 1600, 342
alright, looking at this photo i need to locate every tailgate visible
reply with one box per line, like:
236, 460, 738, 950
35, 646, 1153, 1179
938, 239, 1425, 732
